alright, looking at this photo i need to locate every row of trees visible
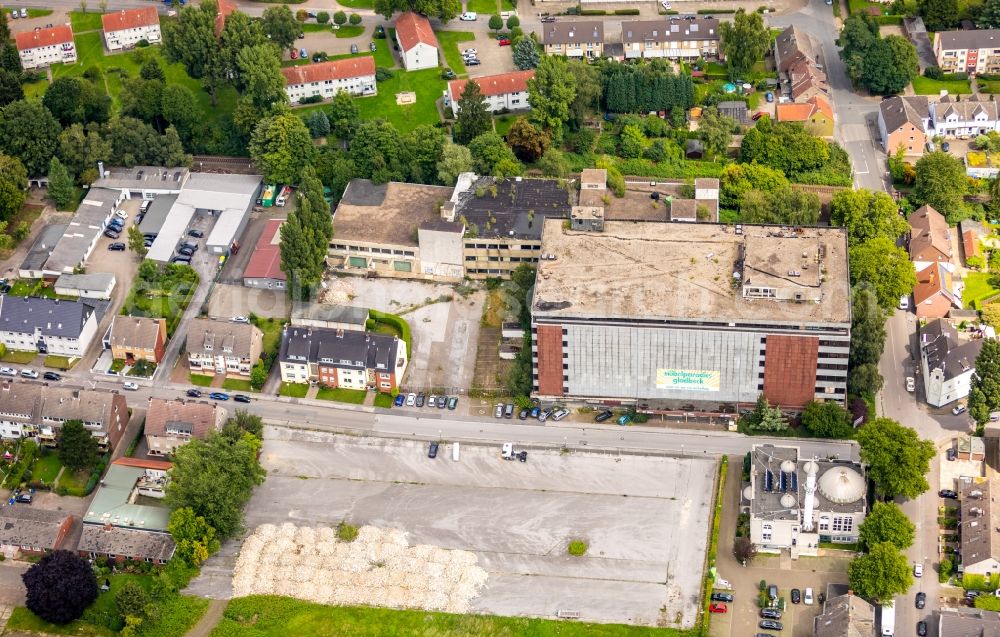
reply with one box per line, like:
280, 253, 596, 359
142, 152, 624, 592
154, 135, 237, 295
840, 15, 919, 95
600, 63, 696, 115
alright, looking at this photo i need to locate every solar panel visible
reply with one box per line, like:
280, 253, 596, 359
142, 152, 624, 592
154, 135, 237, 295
764, 470, 773, 492
791, 472, 798, 492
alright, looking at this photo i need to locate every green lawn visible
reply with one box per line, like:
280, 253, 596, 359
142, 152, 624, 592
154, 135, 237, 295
120, 264, 199, 337
189, 373, 214, 387
222, 378, 253, 392
315, 387, 367, 403
69, 10, 104, 32
979, 77, 1000, 93
30, 452, 62, 484
8, 279, 56, 299
19, 76, 47, 100
252, 317, 285, 363
211, 596, 694, 637
1, 350, 38, 364
43, 355, 78, 370
59, 467, 90, 492
51, 32, 238, 123
335, 25, 366, 39
437, 30, 475, 76
963, 272, 1000, 309
27, 8, 53, 18
373, 393, 394, 408
301, 22, 332, 33
494, 113, 517, 136
279, 382, 308, 398
912, 75, 972, 95
334, 0, 374, 8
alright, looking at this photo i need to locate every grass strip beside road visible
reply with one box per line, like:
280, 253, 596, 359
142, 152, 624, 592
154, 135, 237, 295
315, 387, 367, 403
211, 596, 695, 636
700, 455, 727, 633
911, 75, 972, 95
69, 11, 104, 32
279, 382, 308, 398
189, 374, 214, 387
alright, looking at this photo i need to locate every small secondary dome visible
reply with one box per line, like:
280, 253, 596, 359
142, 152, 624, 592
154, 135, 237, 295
780, 460, 796, 474
818, 466, 865, 504
743, 485, 754, 501
780, 493, 796, 509
803, 460, 819, 476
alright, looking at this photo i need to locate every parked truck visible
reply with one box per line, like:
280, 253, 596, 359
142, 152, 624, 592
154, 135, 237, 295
880, 601, 895, 637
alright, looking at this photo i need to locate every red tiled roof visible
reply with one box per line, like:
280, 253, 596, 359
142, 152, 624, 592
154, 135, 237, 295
112, 457, 173, 471
102, 7, 159, 33
215, 0, 237, 36
15, 24, 73, 51
809, 95, 833, 120
281, 57, 376, 86
244, 219, 285, 282
449, 70, 534, 99
394, 11, 438, 51
775, 102, 814, 122
963, 229, 981, 260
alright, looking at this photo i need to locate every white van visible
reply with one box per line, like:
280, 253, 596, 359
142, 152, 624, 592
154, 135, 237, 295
898, 295, 909, 311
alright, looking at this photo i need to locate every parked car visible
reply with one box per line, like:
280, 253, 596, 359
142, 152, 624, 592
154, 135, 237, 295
617, 414, 632, 426
232, 316, 250, 323
947, 447, 958, 461
234, 394, 251, 403
498, 37, 511, 46
437, 396, 446, 409
448, 396, 458, 410
804, 588, 814, 605
123, 382, 139, 391
171, 256, 191, 264
43, 372, 60, 381
209, 392, 229, 401
709, 603, 727, 614
187, 389, 202, 398
428, 441, 439, 458
465, 59, 481, 66
519, 408, 530, 420
415, 392, 425, 407
394, 394, 405, 407
108, 242, 126, 251
504, 403, 514, 418
104, 229, 120, 239
914, 562, 923, 577
790, 588, 801, 604
595, 410, 613, 422
459, 11, 477, 20
300, 48, 307, 58
942, 141, 951, 152
906, 376, 915, 392
188, 229, 204, 238
761, 608, 782, 619
541, 15, 556, 22
918, 621, 927, 636
19, 369, 37, 379
494, 403, 504, 418
178, 247, 194, 257
759, 620, 783, 631
538, 408, 553, 422
114, 209, 128, 220
710, 592, 734, 603
916, 592, 926, 609
406, 393, 416, 406
350, 44, 358, 54
939, 489, 958, 499
181, 242, 198, 252
0, 367, 16, 377
765, 91, 774, 102
20, 8, 26, 17
953, 404, 967, 416
551, 408, 569, 421
752, 112, 765, 121
14, 492, 31, 504
428, 395, 437, 408
530, 406, 540, 418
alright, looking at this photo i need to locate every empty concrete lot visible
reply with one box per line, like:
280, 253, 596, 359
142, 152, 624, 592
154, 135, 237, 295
214, 428, 715, 627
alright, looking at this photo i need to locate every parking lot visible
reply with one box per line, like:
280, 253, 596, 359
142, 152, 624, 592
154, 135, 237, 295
186, 428, 717, 627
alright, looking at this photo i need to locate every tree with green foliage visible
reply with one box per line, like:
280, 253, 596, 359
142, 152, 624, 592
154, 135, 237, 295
918, 0, 958, 31
513, 37, 540, 70
719, 162, 790, 209
249, 112, 314, 184
453, 80, 491, 145
373, 0, 461, 20
567, 61, 601, 127
742, 395, 789, 431
162, 0, 218, 80
698, 106, 738, 157
488, 14, 503, 31
857, 417, 936, 498
718, 9, 770, 81
120, 77, 165, 128
261, 5, 299, 51
0, 69, 22, 109
738, 187, 821, 225
861, 36, 919, 95
160, 84, 201, 143
914, 151, 969, 222
859, 502, 916, 551
333, 10, 347, 25
127, 225, 147, 257
536, 148, 571, 178
217, 10, 267, 92
279, 165, 330, 300
114, 580, 150, 626
437, 142, 473, 185
528, 56, 576, 143
57, 124, 111, 183
849, 237, 917, 311
969, 340, 1000, 427
349, 119, 409, 183
506, 118, 549, 162
469, 131, 520, 176
618, 124, 646, 159
800, 400, 854, 438
349, 13, 362, 25
236, 43, 288, 112
164, 431, 265, 539
0, 100, 62, 176
830, 188, 909, 246
306, 110, 331, 139
980, 0, 1000, 27
46, 157, 75, 210
0, 153, 26, 221
740, 119, 831, 177
328, 91, 360, 140
849, 362, 884, 397
407, 125, 446, 184
57, 419, 98, 473
223, 410, 264, 440
848, 542, 913, 603
168, 507, 220, 566
849, 284, 887, 394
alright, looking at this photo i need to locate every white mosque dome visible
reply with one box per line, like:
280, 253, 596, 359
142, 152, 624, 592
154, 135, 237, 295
780, 460, 796, 474
780, 493, 796, 509
743, 485, 754, 501
818, 466, 865, 504
803, 460, 819, 475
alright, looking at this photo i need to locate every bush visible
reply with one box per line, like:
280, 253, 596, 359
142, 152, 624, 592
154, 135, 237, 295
567, 539, 588, 556
296, 8, 308, 21
349, 12, 361, 25
368, 310, 412, 356
375, 67, 394, 82
613, 8, 640, 14
337, 521, 359, 542
298, 95, 323, 105
333, 10, 347, 25
924, 66, 943, 79
580, 9, 606, 14
316, 11, 329, 23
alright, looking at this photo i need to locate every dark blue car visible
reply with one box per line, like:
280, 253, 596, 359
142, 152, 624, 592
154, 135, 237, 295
394, 394, 405, 407
209, 392, 229, 401
530, 406, 540, 418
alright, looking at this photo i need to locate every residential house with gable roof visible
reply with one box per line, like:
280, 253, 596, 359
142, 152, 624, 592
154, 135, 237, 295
0, 380, 128, 449
101, 7, 160, 51
929, 95, 1000, 138
775, 96, 834, 136
447, 70, 534, 114
0, 296, 105, 357
542, 21, 604, 58
0, 508, 76, 558
186, 317, 263, 379
958, 479, 1000, 575
773, 26, 828, 103
620, 17, 720, 60
394, 11, 438, 70
144, 398, 226, 456
105, 316, 167, 364
15, 25, 76, 70
934, 28, 1000, 74
279, 325, 407, 391
281, 57, 376, 103
920, 319, 984, 406
908, 205, 953, 271
813, 593, 876, 637
877, 95, 929, 156
913, 263, 960, 319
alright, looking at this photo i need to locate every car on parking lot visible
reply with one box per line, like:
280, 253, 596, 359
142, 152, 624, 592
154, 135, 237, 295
906, 376, 915, 392
804, 588, 814, 605
498, 37, 511, 46
462, 48, 477, 56
351, 44, 358, 53
187, 389, 202, 398
448, 396, 458, 410
19, 369, 37, 379
710, 592, 734, 603
171, 256, 191, 264
234, 394, 251, 403
519, 408, 530, 420
504, 403, 514, 418
595, 410, 613, 422
918, 621, 927, 636
790, 588, 801, 604
14, 492, 32, 504
760, 608, 782, 619
551, 408, 569, 421
0, 367, 16, 377
108, 242, 126, 251
394, 394, 405, 407
942, 142, 951, 153
465, 59, 481, 66
538, 408, 553, 422
232, 316, 250, 323
939, 489, 958, 499
406, 393, 416, 406
143, 238, 154, 247
209, 392, 229, 401
914, 562, 923, 577
541, 15, 556, 22
953, 404, 967, 416
179, 247, 195, 257
20, 8, 26, 17
43, 372, 60, 381
709, 603, 727, 613
416, 392, 425, 407
530, 406, 540, 419
617, 414, 632, 426
104, 229, 120, 239
759, 620, 783, 631
114, 209, 128, 220
765, 91, 774, 102
300, 48, 307, 58
947, 446, 958, 461
123, 382, 139, 391
460, 11, 477, 20
181, 242, 198, 252
188, 229, 204, 238
437, 397, 446, 409
494, 403, 504, 418
916, 592, 926, 609
428, 395, 437, 408
428, 441, 439, 458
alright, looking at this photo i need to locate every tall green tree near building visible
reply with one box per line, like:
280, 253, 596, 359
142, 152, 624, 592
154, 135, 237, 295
58, 419, 98, 473
512, 37, 540, 70
162, 0, 218, 80
914, 151, 969, 222
848, 237, 917, 311
859, 502, 916, 551
0, 153, 26, 221
857, 417, 935, 499
261, 5, 299, 51
327, 91, 360, 140
46, 157, 75, 210
249, 112, 314, 185
918, 0, 958, 31
127, 226, 148, 257
279, 165, 330, 301
0, 100, 62, 176
830, 188, 909, 245
848, 542, 913, 603
698, 106, 738, 157
453, 80, 491, 145
718, 9, 770, 81
969, 340, 1000, 427
527, 55, 577, 143
437, 142, 473, 185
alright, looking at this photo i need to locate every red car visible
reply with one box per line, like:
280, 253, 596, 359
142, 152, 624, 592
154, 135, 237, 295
498, 37, 511, 46
709, 603, 727, 614
290, 49, 298, 60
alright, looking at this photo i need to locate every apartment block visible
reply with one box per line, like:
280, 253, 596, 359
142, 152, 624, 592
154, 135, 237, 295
0, 296, 104, 357
542, 21, 604, 58
186, 318, 263, 378
447, 70, 533, 114
621, 17, 719, 60
934, 28, 1000, 74
0, 381, 128, 450
102, 7, 161, 51
15, 24, 76, 70
278, 326, 407, 392
282, 57, 376, 103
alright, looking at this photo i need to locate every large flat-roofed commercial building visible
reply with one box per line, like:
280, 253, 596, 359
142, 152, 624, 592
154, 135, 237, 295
530, 221, 851, 409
